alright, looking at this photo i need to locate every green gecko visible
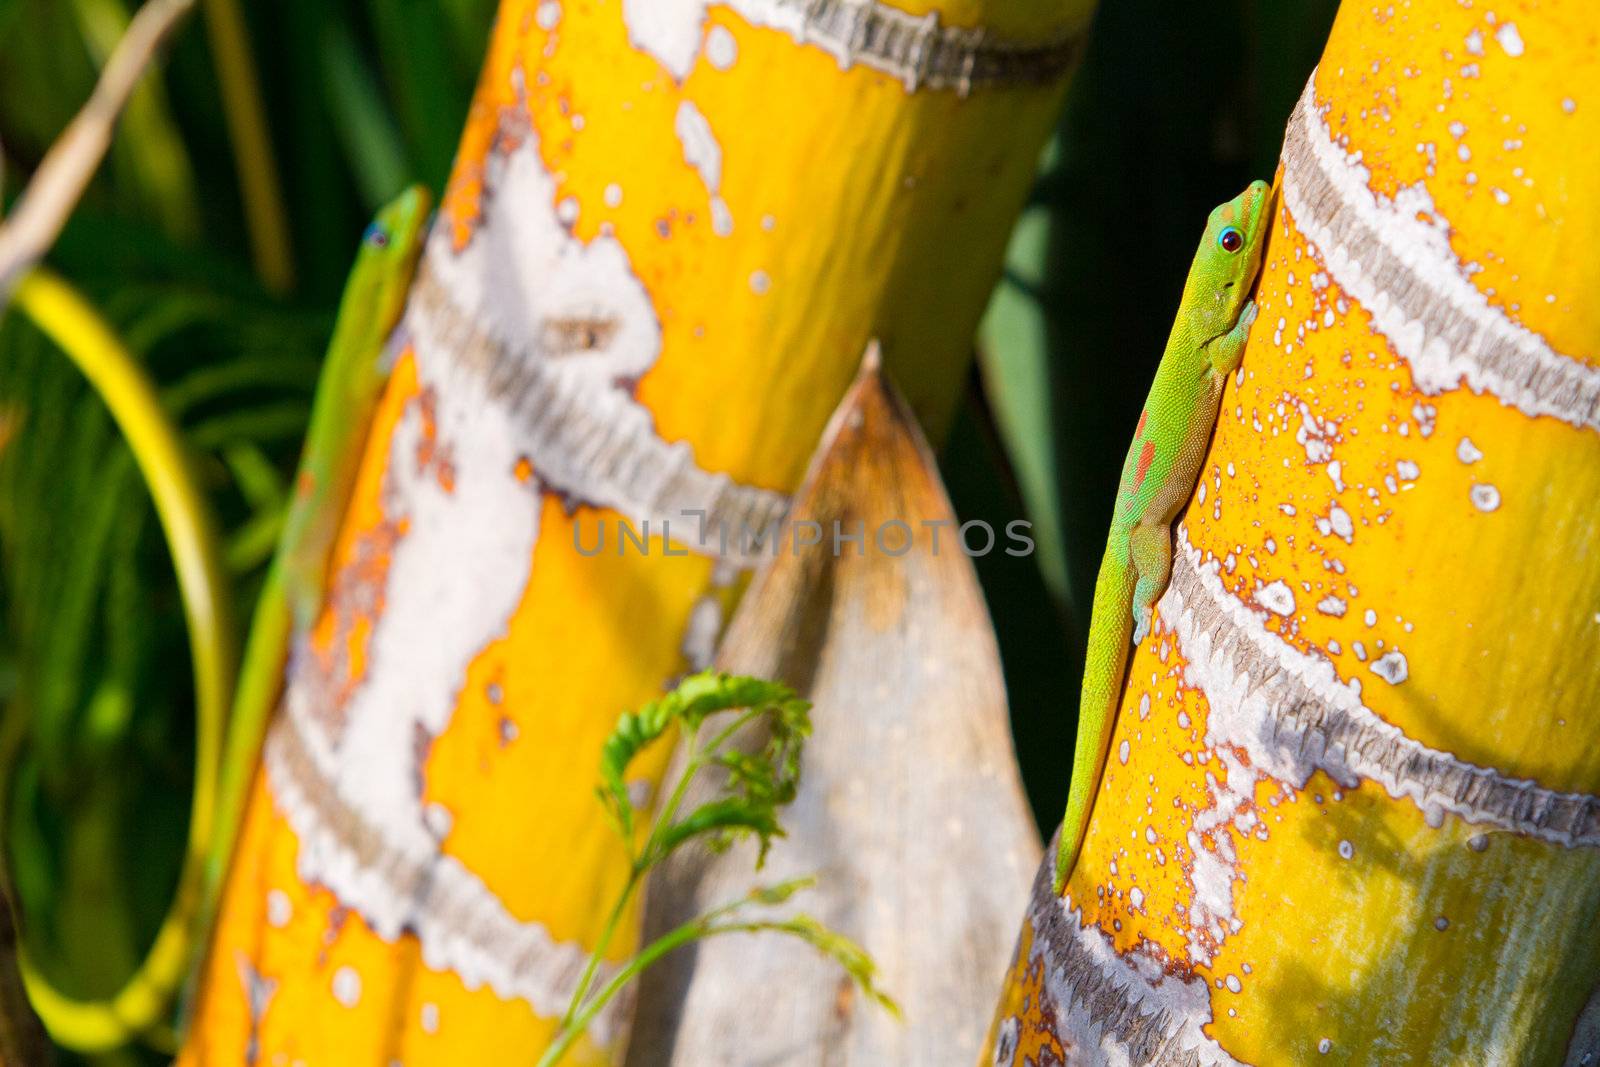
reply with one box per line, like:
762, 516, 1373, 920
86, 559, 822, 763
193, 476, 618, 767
1054, 180, 1274, 892
17, 187, 431, 1054
208, 185, 431, 907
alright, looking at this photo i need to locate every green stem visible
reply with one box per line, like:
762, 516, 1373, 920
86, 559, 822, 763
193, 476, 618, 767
538, 915, 711, 1067
551, 699, 774, 1051
556, 706, 755, 1029
539, 900, 824, 1067
560, 721, 702, 1028
557, 867, 639, 1033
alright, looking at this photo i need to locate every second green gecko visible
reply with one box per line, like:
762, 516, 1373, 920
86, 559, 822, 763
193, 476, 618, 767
210, 186, 431, 900
1054, 180, 1274, 891
16, 188, 432, 1053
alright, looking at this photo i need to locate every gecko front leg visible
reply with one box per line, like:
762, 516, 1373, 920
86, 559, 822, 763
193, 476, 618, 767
1127, 520, 1173, 646
1209, 299, 1259, 376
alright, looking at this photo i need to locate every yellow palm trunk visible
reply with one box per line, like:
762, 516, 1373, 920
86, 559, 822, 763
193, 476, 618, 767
988, 2, 1600, 1064
179, 0, 1093, 1062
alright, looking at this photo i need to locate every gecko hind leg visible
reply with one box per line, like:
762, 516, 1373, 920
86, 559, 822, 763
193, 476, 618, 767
1128, 520, 1173, 645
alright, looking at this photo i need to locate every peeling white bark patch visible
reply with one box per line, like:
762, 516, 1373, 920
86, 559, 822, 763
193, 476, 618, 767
1495, 23, 1525, 57
1182, 747, 1257, 967
1470, 483, 1502, 512
332, 966, 362, 1008
1255, 580, 1296, 616
705, 24, 737, 69
412, 131, 788, 563
265, 710, 625, 1041
1281, 73, 1600, 433
625, 0, 1084, 94
235, 953, 277, 1066
675, 101, 722, 193
681, 593, 722, 670
675, 100, 732, 237
265, 889, 291, 928
1010, 861, 1243, 1067
1162, 527, 1600, 848
1371, 650, 1409, 684
622, 0, 704, 80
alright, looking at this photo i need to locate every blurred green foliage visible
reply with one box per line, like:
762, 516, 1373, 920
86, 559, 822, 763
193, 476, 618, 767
0, 0, 1337, 1059
0, 1, 492, 1060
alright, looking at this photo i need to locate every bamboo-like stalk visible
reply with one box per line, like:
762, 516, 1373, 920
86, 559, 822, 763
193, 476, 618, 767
179, 0, 1095, 1062
985, 3, 1600, 1064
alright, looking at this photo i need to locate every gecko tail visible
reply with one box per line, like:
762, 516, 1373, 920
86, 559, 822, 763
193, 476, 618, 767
1054, 548, 1139, 893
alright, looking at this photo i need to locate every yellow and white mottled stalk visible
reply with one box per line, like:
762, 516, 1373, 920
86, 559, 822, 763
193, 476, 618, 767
179, 0, 1094, 1062
987, 3, 1600, 1064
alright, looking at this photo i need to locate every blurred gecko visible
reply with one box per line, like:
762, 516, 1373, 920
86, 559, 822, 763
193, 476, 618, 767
1054, 180, 1273, 891
209, 184, 431, 914
20, 186, 431, 1053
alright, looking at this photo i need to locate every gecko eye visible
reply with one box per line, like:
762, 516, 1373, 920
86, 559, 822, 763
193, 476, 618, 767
1218, 226, 1244, 253
363, 224, 390, 248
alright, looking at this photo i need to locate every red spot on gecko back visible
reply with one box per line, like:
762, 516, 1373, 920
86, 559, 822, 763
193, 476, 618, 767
1135, 409, 1149, 437
1133, 439, 1157, 491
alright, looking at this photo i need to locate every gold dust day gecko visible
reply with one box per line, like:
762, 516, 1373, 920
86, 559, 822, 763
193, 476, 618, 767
209, 186, 432, 905
1054, 180, 1274, 891
20, 187, 432, 1053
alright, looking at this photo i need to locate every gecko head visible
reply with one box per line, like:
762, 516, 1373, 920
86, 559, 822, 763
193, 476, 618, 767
365, 185, 433, 255
1188, 178, 1274, 336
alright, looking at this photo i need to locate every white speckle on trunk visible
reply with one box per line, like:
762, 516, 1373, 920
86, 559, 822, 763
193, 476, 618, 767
675, 100, 723, 194
1495, 23, 1524, 57
265, 889, 291, 928
1255, 580, 1296, 616
332, 966, 362, 1008
622, 0, 707, 81
1371, 650, 1409, 684
705, 24, 738, 69
1282, 77, 1600, 433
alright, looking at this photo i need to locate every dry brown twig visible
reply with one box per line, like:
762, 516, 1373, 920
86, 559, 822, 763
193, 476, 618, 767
0, 0, 196, 303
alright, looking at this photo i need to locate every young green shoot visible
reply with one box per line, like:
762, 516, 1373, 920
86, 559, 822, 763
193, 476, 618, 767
537, 670, 899, 1065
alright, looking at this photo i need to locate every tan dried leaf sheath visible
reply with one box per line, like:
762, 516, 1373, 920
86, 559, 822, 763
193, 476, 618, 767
179, 0, 1095, 1061
987, 5, 1600, 1064
627, 347, 1041, 1066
